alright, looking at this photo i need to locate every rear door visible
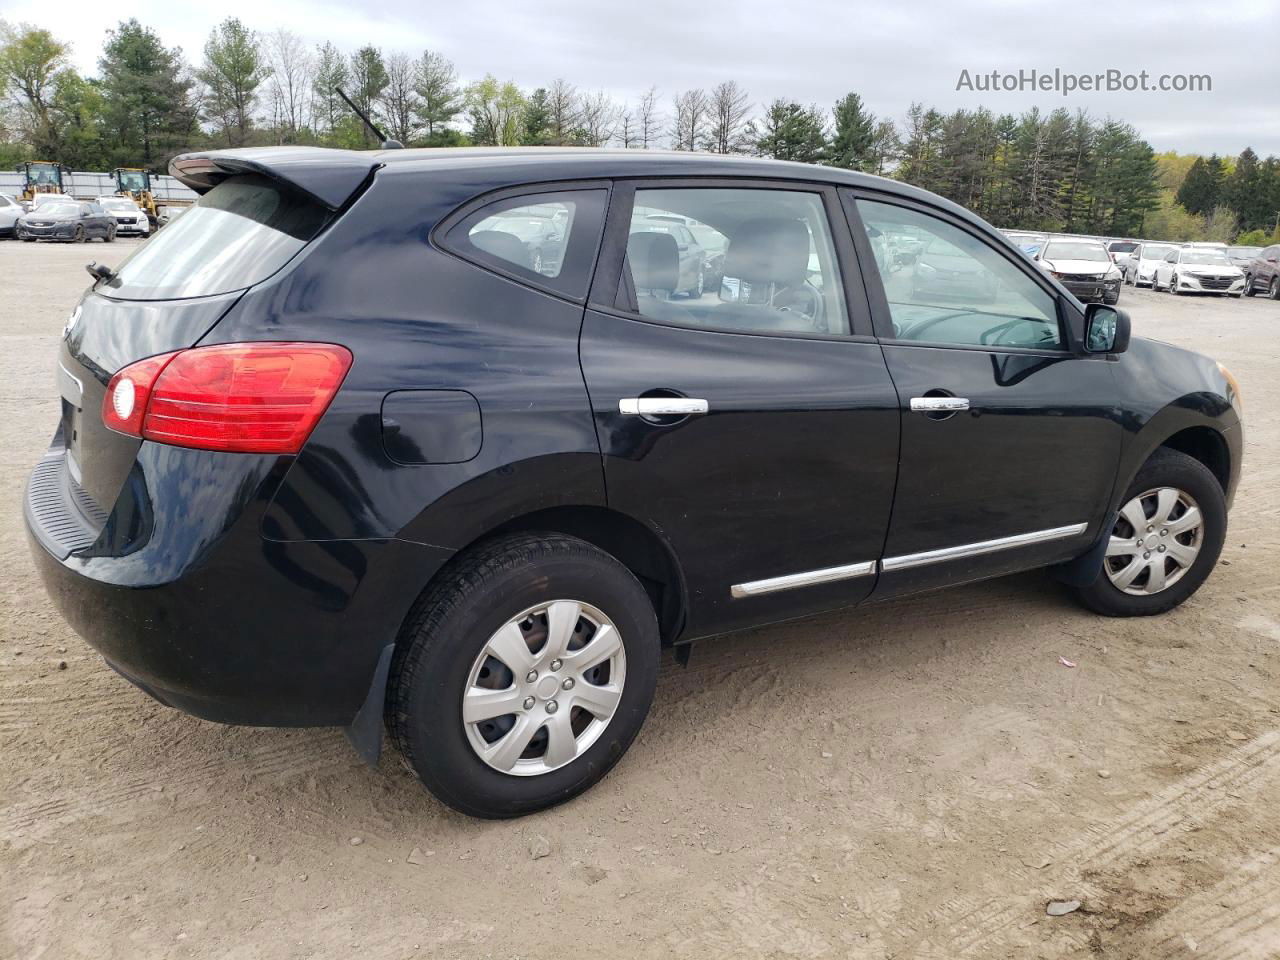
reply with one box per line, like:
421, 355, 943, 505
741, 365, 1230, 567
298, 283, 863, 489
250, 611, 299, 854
845, 191, 1121, 598
579, 180, 900, 639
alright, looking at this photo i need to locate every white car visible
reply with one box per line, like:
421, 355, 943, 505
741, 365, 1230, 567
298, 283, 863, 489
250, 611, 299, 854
96, 196, 151, 236
1124, 242, 1177, 287
0, 193, 22, 238
1106, 240, 1140, 274
1152, 246, 1246, 297
1036, 238, 1123, 304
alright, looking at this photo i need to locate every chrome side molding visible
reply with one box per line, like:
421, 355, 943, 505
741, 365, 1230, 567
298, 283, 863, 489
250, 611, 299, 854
729, 523, 1088, 598
57, 362, 83, 406
880, 523, 1088, 572
730, 560, 876, 598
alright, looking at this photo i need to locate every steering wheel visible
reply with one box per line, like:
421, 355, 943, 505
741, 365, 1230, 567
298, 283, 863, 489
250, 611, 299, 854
776, 283, 825, 330
981, 317, 1056, 347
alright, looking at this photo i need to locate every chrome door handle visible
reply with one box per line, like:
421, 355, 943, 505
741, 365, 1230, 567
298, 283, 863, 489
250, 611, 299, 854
910, 396, 969, 412
619, 398, 710, 416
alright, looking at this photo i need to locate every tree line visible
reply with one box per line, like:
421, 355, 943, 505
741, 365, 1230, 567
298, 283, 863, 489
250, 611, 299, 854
2, 18, 1277, 244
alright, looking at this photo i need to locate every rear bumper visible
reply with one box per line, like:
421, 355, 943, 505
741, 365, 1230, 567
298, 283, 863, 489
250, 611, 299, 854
25, 437, 451, 727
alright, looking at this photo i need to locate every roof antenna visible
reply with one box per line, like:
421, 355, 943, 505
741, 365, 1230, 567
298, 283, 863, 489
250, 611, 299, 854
335, 87, 403, 149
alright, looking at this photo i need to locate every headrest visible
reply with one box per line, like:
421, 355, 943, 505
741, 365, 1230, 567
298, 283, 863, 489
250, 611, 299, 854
470, 230, 531, 270
724, 218, 810, 285
628, 231, 680, 291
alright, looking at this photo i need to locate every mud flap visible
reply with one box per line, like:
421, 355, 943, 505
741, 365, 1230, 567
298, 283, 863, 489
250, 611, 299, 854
1053, 517, 1113, 587
344, 643, 395, 767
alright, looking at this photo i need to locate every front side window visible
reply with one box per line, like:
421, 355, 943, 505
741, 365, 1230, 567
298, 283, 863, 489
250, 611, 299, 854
855, 199, 1061, 350
444, 189, 607, 300
622, 187, 849, 336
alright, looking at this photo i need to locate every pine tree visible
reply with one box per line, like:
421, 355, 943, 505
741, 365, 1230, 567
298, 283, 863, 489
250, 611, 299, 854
829, 92, 876, 171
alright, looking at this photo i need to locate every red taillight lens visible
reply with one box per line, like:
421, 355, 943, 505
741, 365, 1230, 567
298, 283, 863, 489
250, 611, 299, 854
102, 343, 352, 454
103, 351, 179, 437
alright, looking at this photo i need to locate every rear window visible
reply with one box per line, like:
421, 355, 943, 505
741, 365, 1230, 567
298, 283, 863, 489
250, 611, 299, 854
102, 174, 329, 301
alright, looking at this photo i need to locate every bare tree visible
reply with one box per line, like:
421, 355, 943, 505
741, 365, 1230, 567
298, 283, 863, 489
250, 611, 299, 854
546, 78, 579, 144
704, 80, 751, 154
617, 110, 636, 148
380, 51, 416, 144
577, 89, 617, 147
670, 88, 708, 151
637, 86, 660, 148
265, 29, 311, 143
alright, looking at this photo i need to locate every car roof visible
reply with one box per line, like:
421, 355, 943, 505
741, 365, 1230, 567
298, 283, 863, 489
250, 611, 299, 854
168, 145, 994, 233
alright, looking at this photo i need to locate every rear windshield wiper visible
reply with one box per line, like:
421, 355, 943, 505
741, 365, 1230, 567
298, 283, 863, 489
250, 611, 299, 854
85, 261, 115, 283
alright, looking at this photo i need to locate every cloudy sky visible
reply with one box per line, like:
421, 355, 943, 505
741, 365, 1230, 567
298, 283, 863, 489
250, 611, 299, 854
7, 0, 1278, 156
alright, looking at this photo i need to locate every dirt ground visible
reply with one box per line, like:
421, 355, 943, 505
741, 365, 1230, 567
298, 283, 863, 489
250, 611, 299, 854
2, 238, 1279, 960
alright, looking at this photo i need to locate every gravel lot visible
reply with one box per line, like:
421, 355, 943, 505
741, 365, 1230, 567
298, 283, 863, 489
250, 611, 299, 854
3, 239, 1279, 960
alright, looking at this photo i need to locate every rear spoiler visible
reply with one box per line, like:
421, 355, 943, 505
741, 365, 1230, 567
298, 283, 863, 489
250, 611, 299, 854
168, 147, 382, 210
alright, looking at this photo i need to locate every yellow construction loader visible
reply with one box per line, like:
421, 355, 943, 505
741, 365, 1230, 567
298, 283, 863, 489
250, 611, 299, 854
17, 161, 71, 203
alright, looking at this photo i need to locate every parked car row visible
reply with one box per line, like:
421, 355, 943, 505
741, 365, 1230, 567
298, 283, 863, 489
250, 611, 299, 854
1003, 228, 1280, 302
0, 192, 150, 242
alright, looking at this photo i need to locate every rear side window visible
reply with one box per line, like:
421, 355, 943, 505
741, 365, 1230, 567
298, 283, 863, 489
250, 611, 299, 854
441, 189, 607, 300
103, 174, 329, 301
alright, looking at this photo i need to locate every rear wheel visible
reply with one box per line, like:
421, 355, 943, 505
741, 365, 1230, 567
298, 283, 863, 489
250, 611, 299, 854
1074, 448, 1226, 617
386, 533, 660, 819
1243, 275, 1255, 297
73, 225, 85, 243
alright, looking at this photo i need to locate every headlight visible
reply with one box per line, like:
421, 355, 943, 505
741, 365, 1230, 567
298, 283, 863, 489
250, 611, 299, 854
1217, 362, 1243, 413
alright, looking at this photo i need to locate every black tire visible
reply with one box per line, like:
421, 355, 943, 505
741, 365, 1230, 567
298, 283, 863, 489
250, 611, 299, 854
1074, 448, 1226, 618
104, 225, 116, 243
1271, 277, 1280, 301
1243, 275, 1256, 297
1104, 289, 1120, 305
73, 225, 85, 243
386, 532, 660, 819
1170, 274, 1181, 295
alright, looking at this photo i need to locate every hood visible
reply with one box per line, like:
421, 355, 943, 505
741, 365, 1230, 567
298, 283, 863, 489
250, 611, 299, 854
1041, 258, 1114, 275
22, 208, 79, 221
1182, 264, 1243, 276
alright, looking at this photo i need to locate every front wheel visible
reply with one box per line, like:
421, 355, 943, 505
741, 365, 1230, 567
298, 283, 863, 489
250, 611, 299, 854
1169, 274, 1181, 295
1074, 448, 1226, 617
386, 533, 660, 819
73, 225, 85, 243
1271, 277, 1280, 301
1243, 275, 1256, 297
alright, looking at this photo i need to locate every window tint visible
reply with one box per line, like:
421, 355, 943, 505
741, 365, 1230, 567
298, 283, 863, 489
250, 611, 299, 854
104, 174, 329, 301
470, 201, 572, 277
446, 189, 606, 300
856, 199, 1061, 350
622, 188, 849, 336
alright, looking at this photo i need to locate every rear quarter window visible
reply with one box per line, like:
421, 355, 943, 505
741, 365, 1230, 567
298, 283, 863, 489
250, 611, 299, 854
102, 174, 329, 301
439, 188, 608, 301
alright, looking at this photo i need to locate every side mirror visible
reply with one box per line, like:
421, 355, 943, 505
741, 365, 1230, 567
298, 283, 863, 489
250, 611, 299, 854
1084, 303, 1130, 355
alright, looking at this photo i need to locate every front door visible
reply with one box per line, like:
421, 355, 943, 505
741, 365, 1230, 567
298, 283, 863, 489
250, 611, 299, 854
580, 181, 900, 638
846, 193, 1123, 598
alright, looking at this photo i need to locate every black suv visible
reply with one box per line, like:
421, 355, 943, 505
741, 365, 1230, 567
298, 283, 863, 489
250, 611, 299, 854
25, 148, 1243, 818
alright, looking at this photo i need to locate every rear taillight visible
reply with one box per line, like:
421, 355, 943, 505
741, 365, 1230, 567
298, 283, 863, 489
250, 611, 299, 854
102, 343, 352, 454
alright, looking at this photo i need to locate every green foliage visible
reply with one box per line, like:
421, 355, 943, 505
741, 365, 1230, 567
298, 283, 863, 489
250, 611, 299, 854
1175, 155, 1224, 215
413, 50, 462, 139
197, 18, 268, 147
465, 75, 524, 146
1236, 228, 1271, 246
753, 99, 827, 164
0, 22, 71, 156
829, 92, 876, 171
98, 19, 195, 169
